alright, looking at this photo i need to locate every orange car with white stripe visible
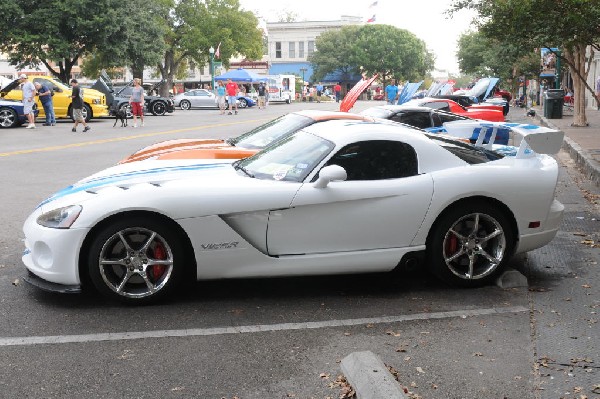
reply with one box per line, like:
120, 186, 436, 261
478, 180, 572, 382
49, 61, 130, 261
119, 110, 376, 163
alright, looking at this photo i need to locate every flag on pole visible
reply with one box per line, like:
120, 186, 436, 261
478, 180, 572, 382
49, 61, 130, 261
366, 14, 376, 23
215, 42, 221, 59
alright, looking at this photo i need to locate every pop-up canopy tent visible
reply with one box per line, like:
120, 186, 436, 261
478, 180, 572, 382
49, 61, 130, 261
214, 68, 266, 82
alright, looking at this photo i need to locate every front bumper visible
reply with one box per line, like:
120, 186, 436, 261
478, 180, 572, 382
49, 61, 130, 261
22, 211, 90, 287
23, 271, 81, 293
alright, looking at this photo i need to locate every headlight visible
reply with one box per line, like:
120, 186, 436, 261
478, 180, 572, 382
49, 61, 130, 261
37, 205, 82, 229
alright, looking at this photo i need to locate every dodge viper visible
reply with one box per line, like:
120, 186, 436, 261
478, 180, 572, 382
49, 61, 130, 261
403, 98, 505, 122
22, 120, 564, 304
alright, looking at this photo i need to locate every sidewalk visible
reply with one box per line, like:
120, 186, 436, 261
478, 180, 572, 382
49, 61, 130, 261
531, 105, 600, 186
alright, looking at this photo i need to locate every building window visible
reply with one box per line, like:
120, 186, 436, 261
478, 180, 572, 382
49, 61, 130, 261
275, 42, 282, 58
289, 42, 295, 58
299, 42, 305, 58
308, 41, 315, 56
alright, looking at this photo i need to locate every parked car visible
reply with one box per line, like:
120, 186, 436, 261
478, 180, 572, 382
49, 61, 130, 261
360, 105, 511, 144
0, 98, 39, 128
112, 80, 175, 116
90, 71, 135, 117
119, 110, 380, 163
173, 89, 255, 110
22, 119, 564, 303
403, 97, 505, 122
2, 75, 108, 122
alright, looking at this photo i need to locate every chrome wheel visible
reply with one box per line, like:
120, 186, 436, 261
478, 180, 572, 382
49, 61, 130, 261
151, 101, 167, 115
0, 107, 17, 128
238, 98, 247, 108
98, 227, 174, 299
119, 103, 133, 118
180, 100, 191, 110
442, 212, 506, 280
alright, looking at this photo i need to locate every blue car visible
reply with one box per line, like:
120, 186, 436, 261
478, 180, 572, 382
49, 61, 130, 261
0, 79, 39, 128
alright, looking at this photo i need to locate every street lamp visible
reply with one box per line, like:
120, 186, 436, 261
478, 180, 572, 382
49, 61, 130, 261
209, 46, 215, 91
300, 67, 307, 101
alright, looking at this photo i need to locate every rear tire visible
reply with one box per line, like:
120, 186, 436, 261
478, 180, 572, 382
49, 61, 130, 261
0, 107, 18, 128
87, 216, 185, 304
180, 100, 191, 110
427, 202, 514, 287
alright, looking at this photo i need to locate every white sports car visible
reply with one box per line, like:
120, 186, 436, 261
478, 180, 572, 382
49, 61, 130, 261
22, 120, 564, 304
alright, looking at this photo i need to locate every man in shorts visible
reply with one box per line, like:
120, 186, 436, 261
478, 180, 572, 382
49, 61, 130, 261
225, 78, 238, 115
70, 79, 90, 132
19, 74, 37, 129
257, 82, 266, 109
130, 78, 145, 127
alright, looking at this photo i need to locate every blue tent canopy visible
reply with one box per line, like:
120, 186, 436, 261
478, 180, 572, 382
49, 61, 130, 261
214, 68, 266, 82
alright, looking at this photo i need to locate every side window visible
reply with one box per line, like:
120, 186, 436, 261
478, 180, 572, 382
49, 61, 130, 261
431, 112, 442, 127
438, 112, 468, 124
423, 101, 448, 111
325, 140, 418, 181
392, 112, 432, 129
34, 78, 56, 91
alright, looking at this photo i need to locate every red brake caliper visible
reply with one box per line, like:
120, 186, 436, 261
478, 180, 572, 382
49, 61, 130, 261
445, 233, 459, 258
149, 242, 167, 283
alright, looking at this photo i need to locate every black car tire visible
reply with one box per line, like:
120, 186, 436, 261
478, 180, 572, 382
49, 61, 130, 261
238, 98, 248, 108
151, 101, 167, 116
427, 201, 514, 287
180, 100, 191, 110
87, 216, 185, 304
0, 107, 18, 128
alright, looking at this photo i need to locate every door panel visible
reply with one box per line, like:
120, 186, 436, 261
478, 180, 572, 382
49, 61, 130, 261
267, 174, 434, 255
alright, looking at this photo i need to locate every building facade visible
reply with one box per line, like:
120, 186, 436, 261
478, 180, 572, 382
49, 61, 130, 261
266, 16, 362, 84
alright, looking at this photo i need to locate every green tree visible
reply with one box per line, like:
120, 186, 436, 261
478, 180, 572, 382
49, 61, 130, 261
310, 24, 434, 85
451, 0, 600, 126
81, 0, 168, 81
310, 26, 360, 82
0, 0, 126, 82
157, 0, 263, 96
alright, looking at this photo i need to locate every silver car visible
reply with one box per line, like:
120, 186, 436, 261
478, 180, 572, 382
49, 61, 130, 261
174, 89, 237, 110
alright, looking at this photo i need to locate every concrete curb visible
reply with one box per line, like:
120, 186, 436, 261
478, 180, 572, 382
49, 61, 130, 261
535, 114, 600, 186
341, 351, 407, 399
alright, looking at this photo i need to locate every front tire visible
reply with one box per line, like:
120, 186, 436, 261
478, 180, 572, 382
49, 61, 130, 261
0, 107, 18, 128
179, 100, 191, 110
427, 202, 514, 287
151, 101, 167, 116
87, 217, 185, 304
238, 98, 248, 108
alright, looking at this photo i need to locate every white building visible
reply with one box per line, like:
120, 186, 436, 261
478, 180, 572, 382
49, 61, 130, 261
266, 16, 363, 83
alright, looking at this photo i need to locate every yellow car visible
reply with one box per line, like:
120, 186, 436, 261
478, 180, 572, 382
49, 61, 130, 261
4, 75, 109, 121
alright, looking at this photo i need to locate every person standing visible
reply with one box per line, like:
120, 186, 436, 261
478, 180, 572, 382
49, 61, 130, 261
225, 78, 238, 115
18, 74, 37, 129
385, 80, 399, 105
34, 82, 56, 126
215, 81, 226, 114
316, 82, 324, 103
334, 82, 342, 102
70, 79, 90, 132
257, 82, 266, 109
130, 78, 145, 128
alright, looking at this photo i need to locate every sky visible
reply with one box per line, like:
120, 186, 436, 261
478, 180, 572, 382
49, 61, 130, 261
239, 0, 477, 75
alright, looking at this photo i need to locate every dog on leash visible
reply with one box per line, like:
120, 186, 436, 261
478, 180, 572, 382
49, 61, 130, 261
113, 109, 128, 127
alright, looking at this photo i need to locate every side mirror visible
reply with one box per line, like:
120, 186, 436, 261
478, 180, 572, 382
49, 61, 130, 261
53, 87, 62, 93
313, 165, 347, 188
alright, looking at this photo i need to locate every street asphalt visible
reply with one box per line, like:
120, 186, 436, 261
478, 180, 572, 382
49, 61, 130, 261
0, 100, 597, 399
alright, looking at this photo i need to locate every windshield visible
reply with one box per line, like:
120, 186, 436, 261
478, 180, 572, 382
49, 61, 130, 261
231, 113, 314, 150
426, 134, 504, 164
234, 131, 335, 182
360, 107, 393, 119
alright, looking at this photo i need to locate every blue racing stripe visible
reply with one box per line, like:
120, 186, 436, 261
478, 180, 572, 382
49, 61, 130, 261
37, 163, 228, 208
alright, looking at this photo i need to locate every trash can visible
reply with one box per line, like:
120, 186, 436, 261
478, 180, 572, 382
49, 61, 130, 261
544, 89, 564, 119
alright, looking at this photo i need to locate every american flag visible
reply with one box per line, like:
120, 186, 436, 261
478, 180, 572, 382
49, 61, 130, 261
215, 42, 221, 59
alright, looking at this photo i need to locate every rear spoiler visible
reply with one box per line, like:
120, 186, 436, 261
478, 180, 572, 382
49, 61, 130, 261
442, 121, 564, 158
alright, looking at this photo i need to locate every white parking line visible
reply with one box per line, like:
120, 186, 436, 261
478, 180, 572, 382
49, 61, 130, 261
0, 306, 527, 347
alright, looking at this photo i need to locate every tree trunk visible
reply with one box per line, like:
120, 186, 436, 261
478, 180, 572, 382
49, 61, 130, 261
564, 45, 589, 127
130, 63, 144, 81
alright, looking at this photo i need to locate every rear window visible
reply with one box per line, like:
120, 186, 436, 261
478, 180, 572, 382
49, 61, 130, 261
426, 134, 504, 164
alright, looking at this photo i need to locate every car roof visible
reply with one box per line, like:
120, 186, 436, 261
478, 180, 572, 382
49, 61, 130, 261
293, 109, 372, 121
302, 119, 429, 144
